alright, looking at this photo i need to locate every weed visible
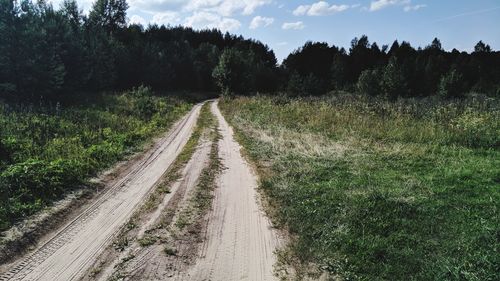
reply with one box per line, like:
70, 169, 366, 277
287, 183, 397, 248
113, 236, 129, 252
164, 246, 177, 256
0, 92, 190, 232
220, 95, 499, 280
138, 235, 157, 247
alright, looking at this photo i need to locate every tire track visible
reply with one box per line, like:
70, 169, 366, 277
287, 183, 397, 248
0, 104, 203, 281
183, 101, 280, 281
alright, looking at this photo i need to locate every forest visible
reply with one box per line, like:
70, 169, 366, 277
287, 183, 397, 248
1, 0, 499, 102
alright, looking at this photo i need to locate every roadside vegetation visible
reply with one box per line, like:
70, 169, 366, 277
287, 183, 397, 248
0, 87, 190, 232
220, 95, 499, 280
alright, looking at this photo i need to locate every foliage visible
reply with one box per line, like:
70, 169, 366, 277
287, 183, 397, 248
357, 68, 382, 96
0, 0, 278, 101
220, 95, 499, 280
382, 56, 409, 99
212, 49, 252, 96
282, 36, 500, 97
439, 69, 465, 98
0, 93, 190, 231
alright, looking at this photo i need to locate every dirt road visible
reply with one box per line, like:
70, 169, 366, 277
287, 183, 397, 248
0, 104, 203, 281
0, 101, 280, 281
184, 102, 280, 280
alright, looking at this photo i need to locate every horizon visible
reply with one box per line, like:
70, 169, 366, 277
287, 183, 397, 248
46, 0, 500, 62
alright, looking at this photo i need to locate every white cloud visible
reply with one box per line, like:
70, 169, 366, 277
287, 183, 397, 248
249, 16, 274, 29
293, 1, 349, 16
129, 15, 147, 25
293, 5, 310, 16
152, 11, 182, 25
369, 0, 410, 12
282, 21, 305, 30
185, 11, 241, 32
48, 0, 93, 13
185, 0, 272, 17
218, 18, 242, 31
404, 4, 427, 12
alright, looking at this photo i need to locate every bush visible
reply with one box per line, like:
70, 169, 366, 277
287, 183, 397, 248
0, 159, 83, 202
212, 49, 252, 96
451, 109, 499, 147
129, 86, 156, 119
439, 69, 465, 98
357, 69, 382, 96
287, 72, 325, 96
0, 140, 10, 163
382, 56, 408, 99
0, 92, 190, 231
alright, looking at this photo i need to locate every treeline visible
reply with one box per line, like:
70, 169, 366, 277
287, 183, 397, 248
0, 0, 277, 102
282, 37, 500, 98
1, 0, 499, 101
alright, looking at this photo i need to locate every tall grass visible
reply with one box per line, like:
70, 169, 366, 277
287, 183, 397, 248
220, 94, 499, 280
0, 87, 191, 232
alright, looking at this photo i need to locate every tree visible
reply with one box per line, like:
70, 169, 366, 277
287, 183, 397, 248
439, 68, 465, 98
212, 48, 252, 96
330, 52, 348, 90
89, 0, 128, 33
474, 41, 491, 53
357, 69, 382, 96
0, 0, 19, 98
61, 0, 84, 31
429, 38, 442, 50
382, 56, 408, 99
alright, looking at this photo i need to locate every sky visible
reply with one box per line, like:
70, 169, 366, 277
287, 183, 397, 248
49, 0, 500, 62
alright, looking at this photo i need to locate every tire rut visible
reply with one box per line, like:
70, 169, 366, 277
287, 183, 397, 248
0, 104, 202, 281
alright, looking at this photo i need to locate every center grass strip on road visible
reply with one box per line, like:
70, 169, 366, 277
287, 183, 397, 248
93, 102, 221, 280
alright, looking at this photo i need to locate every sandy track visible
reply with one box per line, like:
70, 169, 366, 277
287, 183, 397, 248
94, 137, 213, 281
0, 104, 202, 281
184, 101, 280, 280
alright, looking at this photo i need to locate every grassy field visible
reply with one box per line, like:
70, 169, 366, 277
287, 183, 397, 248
219, 94, 499, 280
0, 87, 191, 232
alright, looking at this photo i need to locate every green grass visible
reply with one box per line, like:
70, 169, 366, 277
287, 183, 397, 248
0, 87, 191, 232
219, 94, 499, 281
174, 102, 221, 231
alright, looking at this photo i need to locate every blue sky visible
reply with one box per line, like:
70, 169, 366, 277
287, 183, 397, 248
50, 0, 500, 62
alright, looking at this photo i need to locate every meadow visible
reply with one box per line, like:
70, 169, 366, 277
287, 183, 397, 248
0, 87, 191, 232
219, 94, 499, 280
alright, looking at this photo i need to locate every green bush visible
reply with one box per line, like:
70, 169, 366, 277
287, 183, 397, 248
0, 92, 190, 231
357, 69, 382, 96
439, 69, 465, 98
130, 86, 157, 119
451, 109, 499, 147
0, 159, 83, 225
382, 56, 408, 99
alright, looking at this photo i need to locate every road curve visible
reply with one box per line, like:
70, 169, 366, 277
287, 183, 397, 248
185, 101, 280, 280
0, 104, 202, 281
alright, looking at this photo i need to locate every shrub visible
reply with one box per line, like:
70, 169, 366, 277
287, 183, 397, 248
451, 109, 499, 147
439, 69, 465, 98
212, 48, 254, 96
357, 69, 382, 96
382, 56, 408, 99
129, 86, 156, 119
0, 92, 190, 231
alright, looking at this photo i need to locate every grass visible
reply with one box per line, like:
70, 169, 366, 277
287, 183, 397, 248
138, 235, 157, 247
219, 94, 499, 281
0, 86, 191, 232
173, 102, 221, 231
